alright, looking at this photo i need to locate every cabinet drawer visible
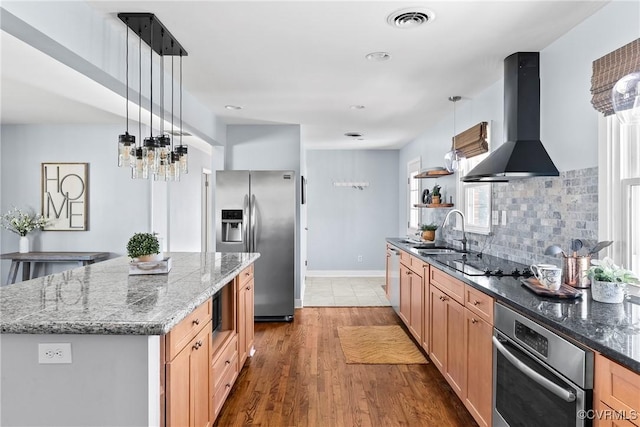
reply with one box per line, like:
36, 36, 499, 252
212, 353, 239, 417
430, 267, 465, 305
400, 250, 412, 266
212, 334, 238, 391
596, 354, 640, 418
465, 286, 494, 324
166, 300, 212, 361
239, 264, 254, 288
409, 254, 428, 275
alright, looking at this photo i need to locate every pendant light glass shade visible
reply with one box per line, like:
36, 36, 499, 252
612, 71, 640, 125
118, 133, 135, 167
169, 151, 181, 181
132, 147, 148, 179
444, 96, 465, 172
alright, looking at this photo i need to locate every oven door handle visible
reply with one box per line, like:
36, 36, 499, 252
492, 336, 577, 403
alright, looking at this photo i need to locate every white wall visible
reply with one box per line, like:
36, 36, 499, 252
306, 150, 399, 273
0, 124, 210, 281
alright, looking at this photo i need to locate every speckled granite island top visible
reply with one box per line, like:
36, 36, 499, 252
387, 238, 640, 374
0, 252, 259, 335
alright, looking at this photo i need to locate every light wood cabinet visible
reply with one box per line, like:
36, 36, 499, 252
399, 262, 412, 326
429, 276, 466, 399
166, 312, 212, 427
421, 263, 430, 353
595, 399, 639, 427
464, 309, 493, 427
237, 264, 255, 369
595, 353, 640, 427
399, 256, 425, 343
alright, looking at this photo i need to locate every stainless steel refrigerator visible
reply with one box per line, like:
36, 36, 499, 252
215, 170, 296, 321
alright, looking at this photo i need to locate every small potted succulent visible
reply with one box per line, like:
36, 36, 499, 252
126, 232, 162, 262
431, 185, 442, 205
587, 257, 639, 303
420, 223, 439, 241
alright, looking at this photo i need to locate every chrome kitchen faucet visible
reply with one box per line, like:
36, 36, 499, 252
441, 209, 468, 253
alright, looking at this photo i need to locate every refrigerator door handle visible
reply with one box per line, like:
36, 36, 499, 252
251, 194, 257, 251
243, 194, 250, 252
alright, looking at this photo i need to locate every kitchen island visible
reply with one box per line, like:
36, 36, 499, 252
0, 252, 259, 427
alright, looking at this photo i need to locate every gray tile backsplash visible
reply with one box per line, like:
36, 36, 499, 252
433, 167, 598, 266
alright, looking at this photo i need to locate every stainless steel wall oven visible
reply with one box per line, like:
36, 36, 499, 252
493, 303, 593, 427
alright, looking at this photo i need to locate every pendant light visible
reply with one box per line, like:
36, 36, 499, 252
118, 18, 135, 167
444, 96, 464, 173
175, 50, 188, 175
132, 24, 147, 180
169, 51, 181, 181
155, 30, 171, 182
118, 12, 188, 181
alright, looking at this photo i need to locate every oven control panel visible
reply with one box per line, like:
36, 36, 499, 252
515, 320, 548, 358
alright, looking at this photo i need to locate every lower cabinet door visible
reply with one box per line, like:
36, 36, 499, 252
429, 285, 447, 374
464, 309, 493, 427
192, 328, 211, 427
445, 296, 466, 399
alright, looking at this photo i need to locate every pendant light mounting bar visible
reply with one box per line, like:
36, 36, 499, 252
118, 13, 187, 56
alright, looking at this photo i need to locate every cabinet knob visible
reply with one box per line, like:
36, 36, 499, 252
246, 286, 251, 290
473, 300, 480, 306
226, 384, 231, 389
192, 318, 200, 326
471, 318, 478, 324
245, 272, 250, 276
442, 296, 449, 301
225, 360, 231, 365
193, 341, 202, 350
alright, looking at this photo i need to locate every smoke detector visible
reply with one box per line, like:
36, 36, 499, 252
387, 8, 435, 28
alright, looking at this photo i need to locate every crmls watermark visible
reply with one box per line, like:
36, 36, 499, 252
578, 409, 639, 421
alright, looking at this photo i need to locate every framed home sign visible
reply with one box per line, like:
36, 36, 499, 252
41, 162, 88, 231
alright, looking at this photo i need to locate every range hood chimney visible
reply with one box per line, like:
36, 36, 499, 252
462, 52, 559, 182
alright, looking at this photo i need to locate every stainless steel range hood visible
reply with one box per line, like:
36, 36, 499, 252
462, 52, 559, 182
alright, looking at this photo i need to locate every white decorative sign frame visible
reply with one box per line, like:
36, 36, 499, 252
41, 162, 88, 231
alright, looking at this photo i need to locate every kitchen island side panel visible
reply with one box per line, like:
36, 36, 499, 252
0, 334, 160, 427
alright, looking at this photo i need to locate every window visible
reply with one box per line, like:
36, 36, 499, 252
457, 153, 492, 234
407, 158, 421, 235
600, 115, 640, 277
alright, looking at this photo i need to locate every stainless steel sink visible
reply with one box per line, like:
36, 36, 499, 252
417, 248, 460, 255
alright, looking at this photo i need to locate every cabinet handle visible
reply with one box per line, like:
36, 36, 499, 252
226, 384, 231, 389
442, 296, 449, 301
473, 300, 480, 306
245, 272, 250, 276
193, 340, 203, 350
225, 360, 231, 365
471, 318, 478, 324
192, 318, 200, 326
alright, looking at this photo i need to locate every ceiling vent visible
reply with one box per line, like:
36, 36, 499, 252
387, 8, 435, 28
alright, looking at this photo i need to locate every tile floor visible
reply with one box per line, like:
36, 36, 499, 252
303, 276, 390, 307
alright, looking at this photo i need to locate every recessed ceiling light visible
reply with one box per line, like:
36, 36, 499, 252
344, 132, 363, 138
365, 52, 391, 62
387, 8, 435, 28
225, 105, 242, 110
350, 105, 365, 110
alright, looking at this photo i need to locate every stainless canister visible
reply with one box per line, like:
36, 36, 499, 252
563, 255, 591, 288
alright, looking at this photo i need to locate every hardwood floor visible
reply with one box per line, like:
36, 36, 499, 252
215, 307, 478, 427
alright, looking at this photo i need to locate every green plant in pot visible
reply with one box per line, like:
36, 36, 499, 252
586, 257, 638, 303
127, 232, 162, 262
420, 223, 439, 241
431, 185, 441, 205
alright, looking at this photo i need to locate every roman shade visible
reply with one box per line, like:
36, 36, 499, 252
453, 121, 488, 158
591, 38, 640, 116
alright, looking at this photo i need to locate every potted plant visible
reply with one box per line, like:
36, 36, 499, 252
127, 232, 162, 262
432, 185, 442, 205
1, 206, 47, 253
420, 223, 439, 241
586, 257, 639, 303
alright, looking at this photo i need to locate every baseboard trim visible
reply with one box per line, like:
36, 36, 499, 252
305, 270, 385, 277
295, 298, 303, 309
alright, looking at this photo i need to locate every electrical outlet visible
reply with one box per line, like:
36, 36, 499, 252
357, 255, 363, 262
38, 343, 72, 364
501, 211, 507, 225
492, 211, 499, 225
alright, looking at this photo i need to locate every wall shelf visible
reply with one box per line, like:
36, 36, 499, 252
415, 170, 452, 179
413, 203, 454, 208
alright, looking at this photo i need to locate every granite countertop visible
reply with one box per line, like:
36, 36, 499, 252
387, 238, 640, 374
0, 252, 259, 335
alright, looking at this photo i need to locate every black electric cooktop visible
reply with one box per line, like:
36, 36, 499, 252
428, 252, 533, 278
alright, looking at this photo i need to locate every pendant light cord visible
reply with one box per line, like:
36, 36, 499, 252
138, 26, 142, 147
159, 30, 164, 134
171, 51, 174, 151
179, 50, 183, 147
149, 17, 153, 138
125, 19, 129, 134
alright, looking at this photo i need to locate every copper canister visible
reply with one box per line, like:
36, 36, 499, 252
563, 255, 591, 288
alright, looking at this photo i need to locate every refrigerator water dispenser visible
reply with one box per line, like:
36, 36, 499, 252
221, 209, 243, 242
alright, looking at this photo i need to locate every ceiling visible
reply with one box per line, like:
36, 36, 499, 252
1, 1, 608, 149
